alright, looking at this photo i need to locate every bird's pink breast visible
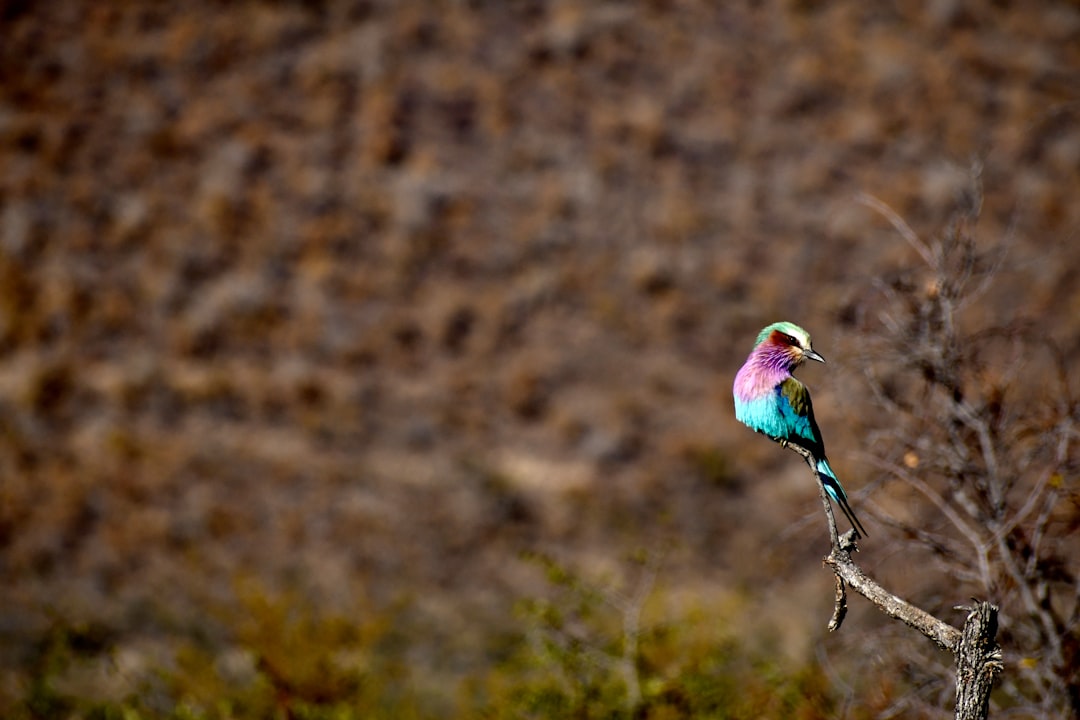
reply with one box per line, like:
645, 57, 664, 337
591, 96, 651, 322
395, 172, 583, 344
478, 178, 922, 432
733, 347, 792, 401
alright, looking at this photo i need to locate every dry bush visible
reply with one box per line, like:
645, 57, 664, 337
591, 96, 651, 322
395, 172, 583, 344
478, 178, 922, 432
843, 178, 1079, 717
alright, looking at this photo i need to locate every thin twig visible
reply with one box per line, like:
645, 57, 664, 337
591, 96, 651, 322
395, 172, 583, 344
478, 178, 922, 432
857, 192, 935, 267
860, 454, 993, 593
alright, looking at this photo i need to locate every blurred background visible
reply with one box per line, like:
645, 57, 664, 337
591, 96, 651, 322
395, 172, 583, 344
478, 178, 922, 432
1, 1, 1079, 718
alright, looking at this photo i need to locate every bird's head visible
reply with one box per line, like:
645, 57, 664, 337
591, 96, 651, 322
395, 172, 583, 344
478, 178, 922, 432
755, 321, 825, 366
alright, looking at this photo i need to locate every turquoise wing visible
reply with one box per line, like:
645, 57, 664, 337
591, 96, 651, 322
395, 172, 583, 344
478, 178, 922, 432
776, 377, 826, 456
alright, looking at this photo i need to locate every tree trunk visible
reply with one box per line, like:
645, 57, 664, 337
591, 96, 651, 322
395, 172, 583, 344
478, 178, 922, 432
954, 602, 1003, 720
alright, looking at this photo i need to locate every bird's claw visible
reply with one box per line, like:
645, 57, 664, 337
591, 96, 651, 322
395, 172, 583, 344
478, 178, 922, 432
763, 433, 788, 449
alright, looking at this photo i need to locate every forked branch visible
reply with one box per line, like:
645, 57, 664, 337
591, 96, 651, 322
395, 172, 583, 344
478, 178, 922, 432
783, 443, 1002, 720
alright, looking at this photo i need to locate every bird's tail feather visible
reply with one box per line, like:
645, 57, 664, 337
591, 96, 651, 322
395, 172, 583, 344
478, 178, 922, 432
816, 458, 868, 538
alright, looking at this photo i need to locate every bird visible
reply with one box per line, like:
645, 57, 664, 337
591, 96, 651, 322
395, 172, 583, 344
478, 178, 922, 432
732, 321, 867, 538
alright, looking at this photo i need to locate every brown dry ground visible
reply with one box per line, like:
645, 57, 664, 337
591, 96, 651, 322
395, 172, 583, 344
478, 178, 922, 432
1, 0, 1079, 713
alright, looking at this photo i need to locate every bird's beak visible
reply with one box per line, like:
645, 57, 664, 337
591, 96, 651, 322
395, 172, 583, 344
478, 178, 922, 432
804, 348, 826, 363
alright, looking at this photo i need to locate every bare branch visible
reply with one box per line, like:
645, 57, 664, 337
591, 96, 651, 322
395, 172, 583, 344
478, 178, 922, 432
785, 443, 960, 648
860, 454, 994, 591
857, 192, 935, 267
950, 398, 1003, 512
866, 511, 976, 578
782, 425, 1001, 716
782, 442, 840, 549
824, 545, 963, 651
616, 548, 663, 709
828, 573, 848, 633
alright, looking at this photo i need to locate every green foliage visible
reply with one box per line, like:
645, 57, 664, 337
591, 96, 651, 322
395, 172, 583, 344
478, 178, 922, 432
9, 554, 913, 719
155, 580, 418, 720
10, 618, 118, 720
10, 583, 419, 720
471, 552, 840, 720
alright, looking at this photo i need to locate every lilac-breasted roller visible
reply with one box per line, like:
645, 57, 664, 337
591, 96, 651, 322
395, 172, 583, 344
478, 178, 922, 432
732, 321, 867, 537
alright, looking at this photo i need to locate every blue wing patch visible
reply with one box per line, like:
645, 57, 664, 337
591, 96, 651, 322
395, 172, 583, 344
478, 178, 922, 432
775, 378, 817, 446
734, 378, 824, 452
